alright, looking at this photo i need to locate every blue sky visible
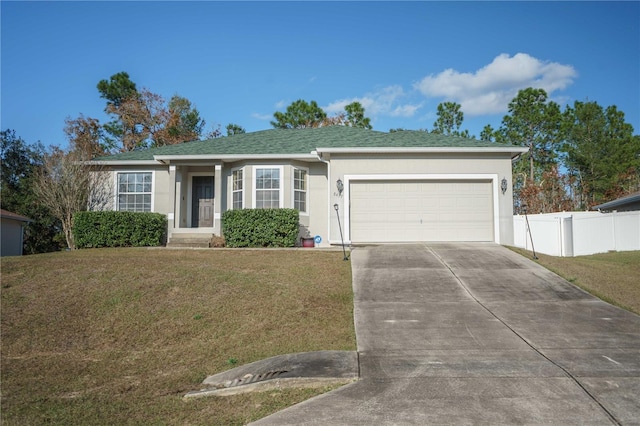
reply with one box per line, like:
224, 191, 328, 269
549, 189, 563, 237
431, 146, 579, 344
2, 1, 639, 149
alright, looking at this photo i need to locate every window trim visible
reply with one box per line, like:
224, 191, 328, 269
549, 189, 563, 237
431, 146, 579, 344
231, 167, 244, 210
114, 171, 155, 212
252, 165, 284, 209
292, 166, 309, 215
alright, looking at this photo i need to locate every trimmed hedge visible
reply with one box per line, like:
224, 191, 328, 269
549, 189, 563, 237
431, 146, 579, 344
73, 211, 167, 248
222, 209, 299, 248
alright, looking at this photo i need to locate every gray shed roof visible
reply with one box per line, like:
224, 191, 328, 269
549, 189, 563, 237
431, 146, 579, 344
593, 191, 640, 211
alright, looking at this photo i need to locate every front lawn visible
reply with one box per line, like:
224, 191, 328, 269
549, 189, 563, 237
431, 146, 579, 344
510, 248, 640, 315
1, 248, 355, 425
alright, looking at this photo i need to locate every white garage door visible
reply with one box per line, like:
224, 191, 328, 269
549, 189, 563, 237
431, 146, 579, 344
350, 180, 494, 242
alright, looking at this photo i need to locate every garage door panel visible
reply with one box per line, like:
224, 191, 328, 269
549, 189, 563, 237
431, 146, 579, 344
350, 180, 494, 243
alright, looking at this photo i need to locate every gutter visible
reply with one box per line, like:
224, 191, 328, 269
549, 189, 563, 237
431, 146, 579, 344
316, 146, 529, 158
84, 160, 160, 166
153, 153, 318, 163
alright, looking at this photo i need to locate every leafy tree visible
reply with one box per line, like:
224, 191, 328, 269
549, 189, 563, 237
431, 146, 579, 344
518, 166, 573, 214
562, 101, 640, 208
105, 88, 163, 151
345, 102, 372, 129
1, 130, 61, 253
480, 124, 496, 142
204, 124, 223, 139
499, 88, 562, 183
64, 115, 109, 159
271, 99, 373, 130
389, 128, 429, 133
271, 100, 327, 129
97, 72, 139, 148
497, 88, 562, 212
226, 123, 246, 136
97, 71, 138, 107
162, 95, 206, 145
97, 72, 205, 150
105, 89, 206, 150
432, 102, 469, 137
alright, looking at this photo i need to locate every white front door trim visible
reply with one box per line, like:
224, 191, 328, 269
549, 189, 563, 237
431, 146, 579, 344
343, 173, 501, 244
187, 171, 215, 229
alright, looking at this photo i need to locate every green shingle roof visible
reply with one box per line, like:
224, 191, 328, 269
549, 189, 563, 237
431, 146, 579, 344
95, 126, 518, 162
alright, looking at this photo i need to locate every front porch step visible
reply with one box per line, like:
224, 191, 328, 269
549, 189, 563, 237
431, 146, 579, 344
167, 234, 213, 248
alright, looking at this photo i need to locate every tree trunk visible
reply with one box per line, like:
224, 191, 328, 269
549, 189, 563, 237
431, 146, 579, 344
529, 142, 535, 184
63, 213, 76, 250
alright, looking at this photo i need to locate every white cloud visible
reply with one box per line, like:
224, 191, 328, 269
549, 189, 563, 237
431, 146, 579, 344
274, 100, 288, 109
251, 112, 272, 121
413, 53, 577, 116
324, 85, 422, 118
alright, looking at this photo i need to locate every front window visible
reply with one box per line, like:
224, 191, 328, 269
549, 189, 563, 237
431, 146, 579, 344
232, 169, 243, 209
255, 167, 281, 209
293, 168, 307, 213
117, 172, 152, 212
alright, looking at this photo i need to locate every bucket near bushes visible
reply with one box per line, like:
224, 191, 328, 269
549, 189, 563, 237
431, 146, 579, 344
301, 237, 315, 248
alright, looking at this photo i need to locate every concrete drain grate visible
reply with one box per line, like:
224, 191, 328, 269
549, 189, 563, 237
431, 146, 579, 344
225, 370, 289, 388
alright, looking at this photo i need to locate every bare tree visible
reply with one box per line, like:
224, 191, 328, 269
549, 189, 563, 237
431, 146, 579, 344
34, 148, 111, 250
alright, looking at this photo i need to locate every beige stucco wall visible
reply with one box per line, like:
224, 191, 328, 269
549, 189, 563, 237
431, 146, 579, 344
222, 161, 330, 245
328, 153, 516, 245
96, 152, 516, 246
96, 166, 171, 214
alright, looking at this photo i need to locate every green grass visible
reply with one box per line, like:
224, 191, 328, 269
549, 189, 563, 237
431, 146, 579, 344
509, 248, 640, 315
1, 248, 356, 425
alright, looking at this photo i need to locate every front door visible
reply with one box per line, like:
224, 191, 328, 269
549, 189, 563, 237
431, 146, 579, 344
191, 176, 214, 227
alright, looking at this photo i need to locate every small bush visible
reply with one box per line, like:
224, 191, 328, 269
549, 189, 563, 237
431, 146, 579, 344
210, 235, 226, 248
74, 211, 166, 248
222, 209, 299, 248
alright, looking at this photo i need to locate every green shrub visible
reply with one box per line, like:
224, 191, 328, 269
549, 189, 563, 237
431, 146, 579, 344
222, 209, 299, 248
73, 211, 166, 248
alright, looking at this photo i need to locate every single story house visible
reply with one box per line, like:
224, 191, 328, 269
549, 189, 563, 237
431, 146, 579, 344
593, 190, 640, 212
91, 126, 528, 246
1, 209, 32, 256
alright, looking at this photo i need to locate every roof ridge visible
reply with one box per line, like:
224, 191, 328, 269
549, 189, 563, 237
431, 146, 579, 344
92, 126, 523, 162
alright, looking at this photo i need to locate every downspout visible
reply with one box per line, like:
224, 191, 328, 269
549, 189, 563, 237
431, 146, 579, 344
312, 150, 331, 245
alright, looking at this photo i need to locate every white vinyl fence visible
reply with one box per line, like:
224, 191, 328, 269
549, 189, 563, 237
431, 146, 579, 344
513, 211, 640, 257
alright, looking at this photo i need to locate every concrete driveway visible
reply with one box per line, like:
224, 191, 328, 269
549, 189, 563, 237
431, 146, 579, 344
253, 243, 640, 425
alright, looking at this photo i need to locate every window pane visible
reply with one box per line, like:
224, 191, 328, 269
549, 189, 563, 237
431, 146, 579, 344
232, 169, 244, 209
265, 190, 278, 208
233, 170, 243, 191
294, 169, 306, 191
233, 191, 242, 209
293, 169, 307, 212
294, 191, 306, 212
117, 172, 152, 212
255, 168, 280, 209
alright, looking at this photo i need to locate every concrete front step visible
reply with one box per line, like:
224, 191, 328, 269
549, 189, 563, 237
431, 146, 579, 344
167, 233, 213, 248
167, 241, 211, 248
